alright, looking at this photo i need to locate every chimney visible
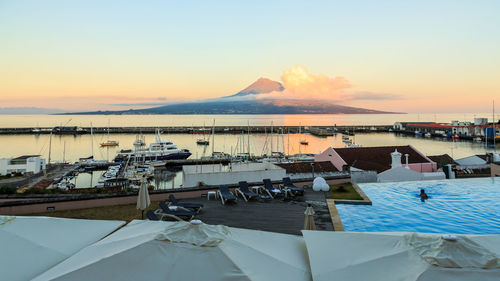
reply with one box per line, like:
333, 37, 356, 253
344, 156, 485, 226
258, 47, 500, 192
391, 149, 402, 169
405, 154, 409, 169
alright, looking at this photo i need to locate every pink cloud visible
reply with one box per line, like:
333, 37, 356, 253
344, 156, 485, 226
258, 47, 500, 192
258, 65, 350, 101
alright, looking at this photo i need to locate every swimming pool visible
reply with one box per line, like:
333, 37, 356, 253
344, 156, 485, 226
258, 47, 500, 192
336, 177, 500, 234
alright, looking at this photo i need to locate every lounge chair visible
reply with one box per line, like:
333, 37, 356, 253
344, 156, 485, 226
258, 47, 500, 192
158, 201, 195, 221
281, 177, 304, 196
218, 185, 237, 205
169, 194, 203, 212
263, 179, 286, 198
235, 181, 259, 202
146, 210, 160, 221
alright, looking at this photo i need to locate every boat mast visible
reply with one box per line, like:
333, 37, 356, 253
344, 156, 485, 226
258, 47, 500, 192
212, 119, 215, 155
287, 128, 290, 156
494, 100, 496, 149
63, 141, 66, 163
247, 121, 250, 158
90, 122, 94, 158
270, 121, 273, 154
48, 131, 52, 164
299, 123, 302, 155
281, 128, 285, 155
262, 127, 267, 156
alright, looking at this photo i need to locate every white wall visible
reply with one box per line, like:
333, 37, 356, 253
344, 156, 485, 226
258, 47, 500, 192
492, 163, 500, 177
0, 159, 9, 175
377, 167, 445, 183
378, 167, 423, 183
0, 157, 46, 176
182, 163, 286, 188
350, 170, 378, 183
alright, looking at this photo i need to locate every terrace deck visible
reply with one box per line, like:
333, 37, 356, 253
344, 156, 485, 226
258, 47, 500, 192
170, 191, 333, 235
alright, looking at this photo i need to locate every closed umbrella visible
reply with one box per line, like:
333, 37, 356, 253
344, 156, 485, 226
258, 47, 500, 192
303, 204, 316, 230
33, 220, 312, 281
137, 176, 151, 219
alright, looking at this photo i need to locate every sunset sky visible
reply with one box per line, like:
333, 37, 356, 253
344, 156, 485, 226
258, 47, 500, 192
1, 0, 499, 113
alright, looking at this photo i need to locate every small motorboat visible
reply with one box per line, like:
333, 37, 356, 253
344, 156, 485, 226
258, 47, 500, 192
196, 139, 209, 145
100, 140, 119, 147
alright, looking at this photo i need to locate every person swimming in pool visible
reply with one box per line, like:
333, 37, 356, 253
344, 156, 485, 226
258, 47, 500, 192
419, 189, 428, 200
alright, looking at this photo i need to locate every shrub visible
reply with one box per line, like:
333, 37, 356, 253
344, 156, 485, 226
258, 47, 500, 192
23, 187, 47, 194
0, 184, 16, 194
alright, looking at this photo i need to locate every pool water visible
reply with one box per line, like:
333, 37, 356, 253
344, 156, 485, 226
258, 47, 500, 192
336, 177, 500, 234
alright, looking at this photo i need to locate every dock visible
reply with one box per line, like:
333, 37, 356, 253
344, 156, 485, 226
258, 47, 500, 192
0, 125, 391, 135
164, 159, 231, 167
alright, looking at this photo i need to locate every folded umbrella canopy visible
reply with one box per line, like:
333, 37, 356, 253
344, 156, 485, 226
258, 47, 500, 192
0, 216, 125, 281
302, 231, 500, 281
136, 177, 151, 218
34, 220, 312, 281
303, 205, 316, 230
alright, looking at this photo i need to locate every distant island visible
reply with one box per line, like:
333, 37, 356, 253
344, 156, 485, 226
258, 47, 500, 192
64, 78, 402, 115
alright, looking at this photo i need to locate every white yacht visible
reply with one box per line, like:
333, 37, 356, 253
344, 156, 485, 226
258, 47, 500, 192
114, 130, 191, 163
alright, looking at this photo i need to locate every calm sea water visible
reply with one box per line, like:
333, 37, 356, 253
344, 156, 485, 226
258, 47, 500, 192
0, 132, 497, 163
1, 114, 497, 188
0, 113, 495, 127
336, 178, 500, 234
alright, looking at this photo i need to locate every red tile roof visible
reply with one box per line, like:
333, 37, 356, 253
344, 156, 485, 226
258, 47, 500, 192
333, 145, 431, 173
428, 154, 458, 167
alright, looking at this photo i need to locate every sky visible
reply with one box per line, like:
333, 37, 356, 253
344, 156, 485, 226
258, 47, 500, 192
0, 0, 499, 113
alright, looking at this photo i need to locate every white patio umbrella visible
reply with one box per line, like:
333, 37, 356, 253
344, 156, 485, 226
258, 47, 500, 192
302, 231, 500, 281
136, 176, 151, 218
0, 216, 124, 281
34, 220, 312, 281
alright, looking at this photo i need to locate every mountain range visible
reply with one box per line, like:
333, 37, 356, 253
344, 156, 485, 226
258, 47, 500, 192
0, 107, 66, 115
66, 78, 400, 115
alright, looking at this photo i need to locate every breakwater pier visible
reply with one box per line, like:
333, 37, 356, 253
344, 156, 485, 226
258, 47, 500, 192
0, 125, 391, 135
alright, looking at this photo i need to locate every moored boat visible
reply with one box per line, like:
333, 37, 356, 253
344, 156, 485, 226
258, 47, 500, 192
100, 140, 119, 147
196, 139, 209, 145
114, 130, 191, 163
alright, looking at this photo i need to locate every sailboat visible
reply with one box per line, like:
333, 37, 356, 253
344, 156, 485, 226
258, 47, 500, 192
100, 120, 119, 147
299, 124, 309, 145
196, 123, 210, 145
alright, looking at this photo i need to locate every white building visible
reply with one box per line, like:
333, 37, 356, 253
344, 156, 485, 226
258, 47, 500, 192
182, 162, 286, 188
455, 155, 489, 169
0, 155, 46, 176
376, 150, 445, 183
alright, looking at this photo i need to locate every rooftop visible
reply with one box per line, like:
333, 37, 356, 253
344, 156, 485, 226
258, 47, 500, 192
334, 145, 431, 173
427, 154, 458, 167
12, 155, 40, 160
276, 161, 339, 174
